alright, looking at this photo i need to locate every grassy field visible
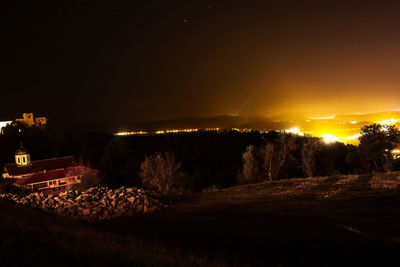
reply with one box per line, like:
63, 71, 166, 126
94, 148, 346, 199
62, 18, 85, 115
2, 173, 400, 266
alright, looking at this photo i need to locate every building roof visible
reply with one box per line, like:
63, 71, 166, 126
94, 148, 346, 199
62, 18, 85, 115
3, 156, 76, 176
15, 149, 28, 155
14, 166, 90, 185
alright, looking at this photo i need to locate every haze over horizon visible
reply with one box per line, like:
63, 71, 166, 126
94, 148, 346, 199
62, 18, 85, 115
3, 1, 400, 126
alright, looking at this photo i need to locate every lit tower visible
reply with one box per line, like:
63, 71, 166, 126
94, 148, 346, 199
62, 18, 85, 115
15, 143, 31, 167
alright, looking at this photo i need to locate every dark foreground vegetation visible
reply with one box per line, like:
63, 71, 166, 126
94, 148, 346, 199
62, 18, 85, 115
1, 173, 400, 266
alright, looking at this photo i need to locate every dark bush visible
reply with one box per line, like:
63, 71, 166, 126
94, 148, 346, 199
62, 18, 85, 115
73, 173, 102, 191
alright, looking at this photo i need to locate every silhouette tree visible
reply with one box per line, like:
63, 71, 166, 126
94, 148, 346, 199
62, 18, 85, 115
261, 134, 297, 180
139, 151, 188, 192
238, 145, 263, 184
358, 123, 400, 172
301, 137, 323, 177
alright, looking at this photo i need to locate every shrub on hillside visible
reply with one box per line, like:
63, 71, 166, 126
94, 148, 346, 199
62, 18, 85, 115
73, 173, 102, 191
238, 145, 263, 184
139, 151, 190, 193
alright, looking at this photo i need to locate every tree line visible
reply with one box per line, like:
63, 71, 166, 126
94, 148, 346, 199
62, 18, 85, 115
1, 122, 399, 193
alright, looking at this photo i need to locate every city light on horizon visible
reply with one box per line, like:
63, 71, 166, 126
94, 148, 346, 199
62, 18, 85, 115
115, 128, 220, 136
378, 119, 398, 125
284, 127, 304, 136
114, 116, 400, 146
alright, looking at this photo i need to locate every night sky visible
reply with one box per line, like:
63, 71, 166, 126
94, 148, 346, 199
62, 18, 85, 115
3, 1, 400, 126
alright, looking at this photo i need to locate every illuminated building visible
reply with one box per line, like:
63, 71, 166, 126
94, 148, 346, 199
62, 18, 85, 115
16, 113, 47, 127
2, 145, 96, 195
0, 113, 47, 133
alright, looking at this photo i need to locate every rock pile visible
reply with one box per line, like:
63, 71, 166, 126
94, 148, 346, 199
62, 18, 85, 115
0, 187, 165, 220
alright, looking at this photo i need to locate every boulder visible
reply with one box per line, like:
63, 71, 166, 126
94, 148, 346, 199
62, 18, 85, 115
82, 209, 91, 216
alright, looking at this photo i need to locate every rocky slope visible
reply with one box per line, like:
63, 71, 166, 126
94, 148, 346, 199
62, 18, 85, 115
0, 186, 165, 220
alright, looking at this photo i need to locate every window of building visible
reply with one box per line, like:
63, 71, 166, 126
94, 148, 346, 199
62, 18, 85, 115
58, 180, 66, 185
23, 156, 26, 163
33, 182, 48, 190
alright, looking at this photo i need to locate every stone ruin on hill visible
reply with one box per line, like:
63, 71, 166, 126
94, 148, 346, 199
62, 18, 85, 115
0, 186, 165, 220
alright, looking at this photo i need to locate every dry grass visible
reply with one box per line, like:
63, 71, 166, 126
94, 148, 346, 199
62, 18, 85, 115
322, 174, 359, 198
223, 172, 400, 200
370, 173, 400, 189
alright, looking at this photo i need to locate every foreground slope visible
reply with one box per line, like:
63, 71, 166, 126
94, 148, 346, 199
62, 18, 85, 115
102, 173, 400, 265
2, 173, 400, 266
0, 200, 221, 266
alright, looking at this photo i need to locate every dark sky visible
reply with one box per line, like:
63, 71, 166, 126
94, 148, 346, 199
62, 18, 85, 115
3, 1, 400, 126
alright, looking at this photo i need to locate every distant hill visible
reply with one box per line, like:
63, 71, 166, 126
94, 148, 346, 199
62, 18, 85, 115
266, 112, 314, 121
119, 115, 255, 131
111, 110, 400, 133
119, 114, 315, 132
334, 111, 400, 122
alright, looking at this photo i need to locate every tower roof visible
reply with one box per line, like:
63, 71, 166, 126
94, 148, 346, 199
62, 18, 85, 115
15, 143, 28, 155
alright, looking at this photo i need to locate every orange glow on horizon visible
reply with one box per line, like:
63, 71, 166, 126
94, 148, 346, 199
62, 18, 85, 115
114, 115, 400, 146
